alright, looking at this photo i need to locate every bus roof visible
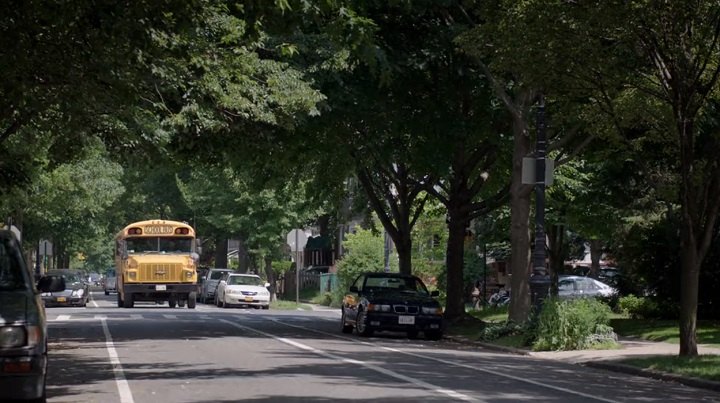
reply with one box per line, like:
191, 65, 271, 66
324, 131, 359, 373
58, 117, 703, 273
115, 219, 195, 239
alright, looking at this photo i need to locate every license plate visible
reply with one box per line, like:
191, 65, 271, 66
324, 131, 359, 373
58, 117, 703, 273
56, 297, 66, 302
398, 315, 415, 325
155, 285, 167, 291
244, 297, 253, 302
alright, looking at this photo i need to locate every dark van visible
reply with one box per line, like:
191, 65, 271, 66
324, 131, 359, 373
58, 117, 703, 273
0, 230, 64, 402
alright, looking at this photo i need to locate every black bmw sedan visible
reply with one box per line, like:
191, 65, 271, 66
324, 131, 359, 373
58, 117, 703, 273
341, 272, 444, 340
40, 269, 90, 307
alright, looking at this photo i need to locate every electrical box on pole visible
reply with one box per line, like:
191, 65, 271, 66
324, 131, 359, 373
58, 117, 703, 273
521, 157, 555, 186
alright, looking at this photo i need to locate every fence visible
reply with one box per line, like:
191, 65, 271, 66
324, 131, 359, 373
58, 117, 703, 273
320, 273, 338, 293
278, 270, 322, 300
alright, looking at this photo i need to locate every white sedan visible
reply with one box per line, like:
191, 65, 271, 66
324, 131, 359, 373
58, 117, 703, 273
215, 274, 271, 309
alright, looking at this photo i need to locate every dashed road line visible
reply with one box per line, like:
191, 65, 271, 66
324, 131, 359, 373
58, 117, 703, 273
101, 318, 134, 403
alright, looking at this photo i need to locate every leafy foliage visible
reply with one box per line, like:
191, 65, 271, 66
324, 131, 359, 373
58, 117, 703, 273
335, 225, 394, 290
533, 297, 615, 351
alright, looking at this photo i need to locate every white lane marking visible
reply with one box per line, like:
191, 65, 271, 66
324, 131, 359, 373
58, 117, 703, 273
163, 314, 178, 320
271, 319, 620, 403
54, 315, 71, 321
219, 319, 476, 402
197, 315, 212, 320
129, 314, 143, 320
101, 318, 134, 403
91, 298, 99, 308
94, 315, 107, 320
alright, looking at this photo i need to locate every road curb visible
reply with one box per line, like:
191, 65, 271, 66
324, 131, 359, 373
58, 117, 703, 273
584, 361, 720, 392
444, 335, 530, 356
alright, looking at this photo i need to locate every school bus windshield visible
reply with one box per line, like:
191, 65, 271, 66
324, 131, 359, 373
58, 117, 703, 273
126, 237, 193, 254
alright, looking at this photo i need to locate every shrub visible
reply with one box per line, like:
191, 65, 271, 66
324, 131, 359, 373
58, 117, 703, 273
618, 294, 660, 319
478, 321, 528, 342
533, 297, 614, 351
335, 227, 388, 291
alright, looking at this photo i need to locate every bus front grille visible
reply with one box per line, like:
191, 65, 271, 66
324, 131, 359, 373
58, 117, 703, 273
139, 263, 183, 282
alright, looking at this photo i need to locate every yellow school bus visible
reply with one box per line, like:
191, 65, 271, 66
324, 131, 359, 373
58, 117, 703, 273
114, 219, 198, 308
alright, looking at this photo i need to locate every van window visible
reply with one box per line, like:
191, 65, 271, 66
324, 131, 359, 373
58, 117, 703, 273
210, 271, 228, 280
0, 240, 24, 290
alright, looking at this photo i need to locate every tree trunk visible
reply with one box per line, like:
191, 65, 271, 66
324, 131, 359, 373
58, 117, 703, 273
237, 237, 252, 273
508, 120, 533, 323
679, 240, 699, 356
395, 235, 412, 275
589, 239, 602, 278
214, 237, 228, 269
264, 256, 277, 302
444, 213, 468, 320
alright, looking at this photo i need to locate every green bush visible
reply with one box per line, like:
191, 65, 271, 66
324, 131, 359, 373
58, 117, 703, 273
478, 321, 528, 342
618, 294, 660, 319
533, 297, 614, 351
335, 227, 389, 291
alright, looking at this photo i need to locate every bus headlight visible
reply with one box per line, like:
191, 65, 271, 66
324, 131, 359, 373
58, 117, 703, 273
128, 271, 137, 280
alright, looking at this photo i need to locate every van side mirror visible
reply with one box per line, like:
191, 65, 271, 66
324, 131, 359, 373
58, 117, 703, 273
264, 282, 270, 288
38, 276, 66, 293
430, 290, 440, 297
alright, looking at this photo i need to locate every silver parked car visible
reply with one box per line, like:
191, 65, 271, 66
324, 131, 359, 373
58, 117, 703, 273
200, 268, 232, 303
104, 268, 117, 295
558, 275, 617, 299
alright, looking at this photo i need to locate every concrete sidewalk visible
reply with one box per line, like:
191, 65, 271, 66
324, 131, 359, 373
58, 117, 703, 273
529, 337, 720, 364
527, 337, 720, 392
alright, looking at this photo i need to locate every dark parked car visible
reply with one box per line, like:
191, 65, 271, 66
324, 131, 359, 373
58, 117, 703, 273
341, 272, 444, 340
200, 268, 232, 303
0, 230, 65, 402
40, 269, 90, 307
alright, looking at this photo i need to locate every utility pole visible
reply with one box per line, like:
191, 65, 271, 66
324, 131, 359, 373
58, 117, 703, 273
529, 94, 551, 313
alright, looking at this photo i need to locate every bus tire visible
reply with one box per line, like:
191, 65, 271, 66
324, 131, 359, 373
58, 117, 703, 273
117, 293, 123, 308
168, 298, 177, 308
123, 293, 134, 308
187, 292, 197, 309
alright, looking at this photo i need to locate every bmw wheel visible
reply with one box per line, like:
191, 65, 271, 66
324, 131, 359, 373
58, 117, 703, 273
355, 310, 373, 337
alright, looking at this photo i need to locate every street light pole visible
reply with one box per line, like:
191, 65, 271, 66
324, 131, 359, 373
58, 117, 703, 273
529, 94, 551, 313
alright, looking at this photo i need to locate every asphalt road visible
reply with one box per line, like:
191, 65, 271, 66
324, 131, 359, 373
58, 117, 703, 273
44, 291, 719, 403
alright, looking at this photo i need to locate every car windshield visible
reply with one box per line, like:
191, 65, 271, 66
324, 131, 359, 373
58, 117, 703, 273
210, 271, 229, 280
48, 272, 82, 284
363, 276, 429, 295
227, 276, 264, 286
0, 239, 26, 290
127, 237, 193, 254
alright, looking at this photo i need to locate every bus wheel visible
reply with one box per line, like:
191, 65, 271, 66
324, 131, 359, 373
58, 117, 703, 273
168, 297, 177, 308
117, 293, 123, 308
187, 292, 197, 309
178, 299, 186, 308
123, 293, 134, 308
